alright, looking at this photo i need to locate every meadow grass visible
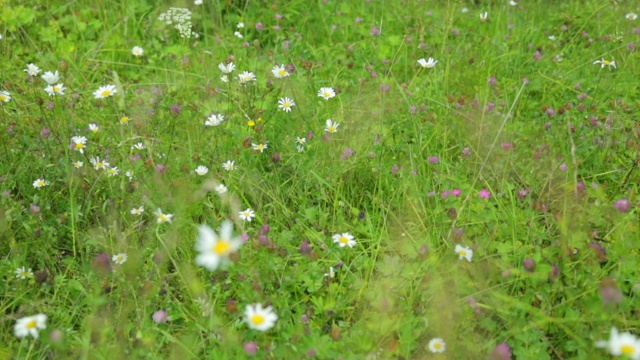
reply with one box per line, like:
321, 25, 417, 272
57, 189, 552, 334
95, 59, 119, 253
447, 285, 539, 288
1, 0, 639, 358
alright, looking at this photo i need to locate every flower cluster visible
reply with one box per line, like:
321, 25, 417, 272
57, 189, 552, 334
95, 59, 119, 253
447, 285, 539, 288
157, 7, 197, 38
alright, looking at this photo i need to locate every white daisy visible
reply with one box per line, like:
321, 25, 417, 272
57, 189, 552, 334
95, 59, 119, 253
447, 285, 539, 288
90, 157, 109, 170
234, 31, 243, 39
324, 119, 339, 133
205, 114, 224, 126
131, 46, 144, 56
88, 123, 99, 133
332, 232, 356, 248
14, 314, 47, 339
480, 12, 489, 22
626, 13, 638, 21
596, 327, 640, 359
455, 244, 473, 262
221, 75, 229, 83
32, 179, 50, 188
0, 91, 11, 103
278, 97, 295, 112
218, 62, 235, 74
72, 161, 83, 169
131, 142, 145, 150
15, 267, 33, 279
239, 208, 255, 222
71, 136, 87, 154
317, 87, 335, 100
428, 338, 446, 353
130, 206, 144, 215
194, 221, 243, 271
23, 63, 41, 77
93, 84, 117, 99
195, 165, 209, 176
222, 160, 236, 171
125, 171, 135, 180
112, 253, 128, 264
238, 71, 256, 84
417, 57, 438, 69
593, 58, 617, 70
44, 83, 66, 96
244, 303, 278, 332
215, 184, 228, 194
252, 143, 268, 153
295, 137, 306, 145
41, 71, 60, 85
107, 167, 119, 177
272, 64, 290, 78
155, 208, 174, 224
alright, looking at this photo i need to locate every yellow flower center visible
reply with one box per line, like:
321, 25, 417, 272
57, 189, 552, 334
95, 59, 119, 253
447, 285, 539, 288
26, 320, 37, 329
0, 95, 6, 101
158, 215, 167, 222
75, 143, 84, 149
279, 69, 286, 76
329, 126, 335, 132
257, 145, 265, 150
284, 102, 290, 107
213, 241, 230, 255
53, 86, 60, 92
339, 236, 348, 243
120, 117, 129, 124
622, 345, 635, 355
37, 181, 44, 186
324, 92, 331, 98
97, 162, 103, 168
117, 256, 123, 262
244, 212, 251, 217
434, 343, 442, 350
603, 60, 610, 65
251, 314, 264, 325
459, 250, 466, 256
101, 90, 111, 97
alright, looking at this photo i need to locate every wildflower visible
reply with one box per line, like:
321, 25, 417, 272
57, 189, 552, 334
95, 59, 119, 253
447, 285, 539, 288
72, 161, 83, 168
41, 71, 60, 85
120, 116, 130, 125
218, 62, 235, 74
33, 179, 50, 188
613, 198, 631, 213
479, 189, 491, 199
194, 0, 203, 4
14, 314, 47, 339
157, 7, 196, 38
428, 338, 446, 353
131, 46, 144, 56
596, 327, 640, 359
417, 58, 438, 69
252, 143, 268, 153
93, 84, 117, 99
238, 71, 256, 83
130, 206, 144, 215
15, 267, 33, 279
297, 145, 305, 152
593, 58, 617, 70
221, 75, 229, 83
90, 157, 109, 170
215, 184, 228, 194
132, 142, 145, 150
455, 244, 473, 262
244, 342, 258, 356
222, 160, 236, 171
195, 165, 209, 176
333, 232, 356, 248
71, 136, 87, 154
480, 12, 488, 22
237, 22, 244, 28
324, 267, 335, 278
627, 13, 638, 21
88, 123, 99, 133
0, 91, 11, 103
247, 119, 255, 126
107, 167, 119, 177
523, 258, 536, 272
370, 25, 381, 36
278, 97, 295, 112
318, 87, 335, 100
125, 171, 134, 180
23, 63, 41, 76
152, 309, 169, 323
491, 343, 512, 360
112, 253, 128, 264
195, 220, 243, 271
155, 209, 174, 224
509, 0, 517, 5
295, 137, 306, 145
272, 64, 290, 78
239, 208, 255, 222
324, 119, 339, 133
244, 303, 278, 331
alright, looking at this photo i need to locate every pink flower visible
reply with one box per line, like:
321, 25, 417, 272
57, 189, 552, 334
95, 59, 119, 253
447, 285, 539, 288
452, 189, 461, 196
152, 310, 169, 324
479, 189, 491, 199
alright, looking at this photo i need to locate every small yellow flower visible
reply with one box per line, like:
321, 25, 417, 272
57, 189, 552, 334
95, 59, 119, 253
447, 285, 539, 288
247, 120, 256, 127
120, 116, 130, 125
